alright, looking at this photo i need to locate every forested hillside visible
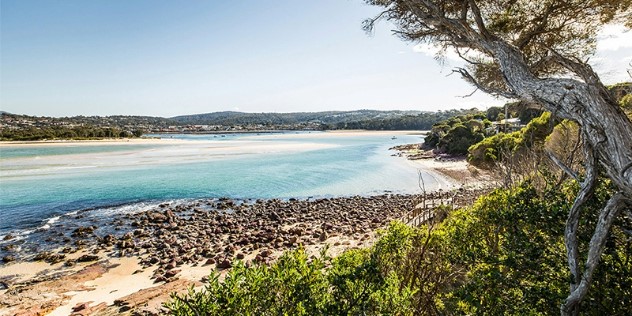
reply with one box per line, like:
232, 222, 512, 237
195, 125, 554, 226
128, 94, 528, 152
171, 110, 420, 126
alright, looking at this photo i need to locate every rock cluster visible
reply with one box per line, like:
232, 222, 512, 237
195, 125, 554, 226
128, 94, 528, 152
92, 195, 417, 282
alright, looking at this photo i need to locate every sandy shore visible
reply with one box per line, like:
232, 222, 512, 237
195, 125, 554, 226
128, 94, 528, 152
0, 137, 186, 147
0, 130, 426, 147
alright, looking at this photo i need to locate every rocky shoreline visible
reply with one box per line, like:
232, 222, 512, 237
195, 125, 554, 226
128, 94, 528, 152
1, 194, 437, 315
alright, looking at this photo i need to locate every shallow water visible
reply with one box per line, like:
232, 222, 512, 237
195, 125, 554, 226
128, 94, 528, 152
0, 132, 441, 240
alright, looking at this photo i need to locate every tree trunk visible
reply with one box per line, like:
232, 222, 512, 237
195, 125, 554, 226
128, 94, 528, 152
486, 40, 632, 315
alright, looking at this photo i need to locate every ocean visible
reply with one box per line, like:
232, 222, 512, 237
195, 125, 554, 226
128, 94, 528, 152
0, 131, 446, 254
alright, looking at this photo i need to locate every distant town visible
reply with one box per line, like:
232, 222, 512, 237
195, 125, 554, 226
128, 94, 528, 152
0, 109, 480, 140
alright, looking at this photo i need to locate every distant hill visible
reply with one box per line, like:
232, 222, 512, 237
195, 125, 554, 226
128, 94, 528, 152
1, 109, 487, 140
170, 110, 423, 126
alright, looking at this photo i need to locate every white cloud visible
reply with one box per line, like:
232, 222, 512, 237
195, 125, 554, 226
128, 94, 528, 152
597, 24, 632, 51
412, 43, 462, 62
592, 24, 632, 83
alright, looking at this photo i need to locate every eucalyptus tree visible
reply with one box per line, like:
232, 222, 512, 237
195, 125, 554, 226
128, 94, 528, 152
362, 0, 632, 314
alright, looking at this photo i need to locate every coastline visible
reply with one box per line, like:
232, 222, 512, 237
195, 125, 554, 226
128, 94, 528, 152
1, 194, 421, 315
0, 172, 490, 316
0, 137, 186, 148
0, 130, 427, 147
0, 133, 493, 315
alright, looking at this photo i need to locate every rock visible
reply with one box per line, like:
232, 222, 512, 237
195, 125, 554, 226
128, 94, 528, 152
72, 302, 90, 312
1, 244, 17, 252
269, 212, 280, 221
76, 254, 100, 262
2, 255, 15, 263
205, 258, 216, 265
148, 212, 168, 223
318, 231, 328, 242
236, 253, 245, 260
165, 269, 180, 278
2, 234, 15, 241
166, 261, 176, 269
72, 226, 96, 238
217, 259, 232, 269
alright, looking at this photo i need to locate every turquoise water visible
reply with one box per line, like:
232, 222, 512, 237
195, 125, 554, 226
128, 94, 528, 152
0, 132, 442, 238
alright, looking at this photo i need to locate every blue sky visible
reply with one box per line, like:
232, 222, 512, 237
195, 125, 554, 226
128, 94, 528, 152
1, 1, 630, 117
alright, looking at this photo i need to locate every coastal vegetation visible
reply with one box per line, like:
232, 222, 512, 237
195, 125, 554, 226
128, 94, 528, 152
167, 181, 631, 315
422, 112, 490, 155
468, 111, 554, 168
361, 1, 632, 310
0, 125, 144, 141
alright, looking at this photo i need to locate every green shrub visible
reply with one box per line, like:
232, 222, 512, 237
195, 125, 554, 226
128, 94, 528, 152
166, 181, 632, 316
468, 112, 553, 167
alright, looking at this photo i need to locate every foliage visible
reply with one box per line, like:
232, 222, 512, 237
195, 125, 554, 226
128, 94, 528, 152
173, 109, 421, 127
165, 243, 414, 316
438, 183, 569, 314
328, 108, 481, 131
0, 125, 144, 141
423, 112, 489, 155
486, 106, 503, 121
165, 180, 631, 315
468, 112, 554, 167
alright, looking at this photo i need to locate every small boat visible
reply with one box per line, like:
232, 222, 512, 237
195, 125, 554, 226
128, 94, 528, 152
391, 136, 397, 140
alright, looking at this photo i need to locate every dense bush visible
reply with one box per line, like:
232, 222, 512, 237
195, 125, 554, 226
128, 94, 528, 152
0, 125, 143, 141
166, 239, 415, 316
423, 113, 490, 155
468, 112, 554, 167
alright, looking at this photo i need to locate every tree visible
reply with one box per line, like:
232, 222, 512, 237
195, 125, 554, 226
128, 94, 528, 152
362, 1, 632, 315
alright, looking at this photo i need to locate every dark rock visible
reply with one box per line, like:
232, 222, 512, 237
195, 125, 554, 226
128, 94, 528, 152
217, 259, 232, 269
2, 255, 15, 263
72, 302, 89, 312
2, 234, 14, 241
319, 231, 328, 242
76, 254, 100, 262
1, 244, 17, 252
72, 226, 96, 238
165, 269, 180, 278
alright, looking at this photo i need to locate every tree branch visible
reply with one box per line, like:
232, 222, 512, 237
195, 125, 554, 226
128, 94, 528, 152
562, 192, 628, 316
564, 139, 597, 299
453, 67, 517, 98
547, 150, 579, 181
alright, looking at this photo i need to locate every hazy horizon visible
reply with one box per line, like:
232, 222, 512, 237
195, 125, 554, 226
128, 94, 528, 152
2, 108, 448, 119
1, 1, 630, 117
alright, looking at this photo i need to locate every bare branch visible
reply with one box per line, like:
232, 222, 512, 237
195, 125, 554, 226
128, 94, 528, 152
547, 150, 579, 181
564, 138, 597, 307
562, 192, 628, 315
454, 67, 517, 98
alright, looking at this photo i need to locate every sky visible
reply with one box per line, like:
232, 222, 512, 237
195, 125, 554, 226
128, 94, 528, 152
1, 0, 631, 118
